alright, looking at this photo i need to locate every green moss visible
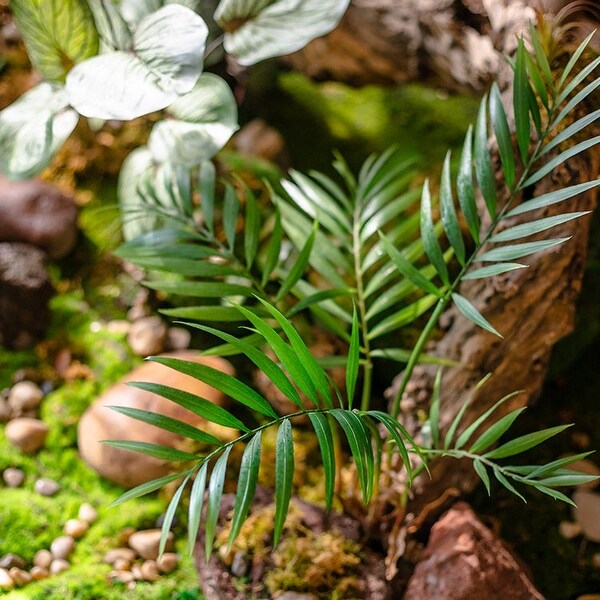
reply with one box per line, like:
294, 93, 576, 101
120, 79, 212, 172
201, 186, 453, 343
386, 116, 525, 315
0, 348, 39, 389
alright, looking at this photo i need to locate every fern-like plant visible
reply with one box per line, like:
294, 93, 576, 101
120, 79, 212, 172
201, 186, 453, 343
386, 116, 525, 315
106, 26, 600, 562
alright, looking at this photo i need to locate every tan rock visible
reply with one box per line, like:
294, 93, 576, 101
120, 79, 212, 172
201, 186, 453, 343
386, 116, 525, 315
5, 418, 48, 453
157, 552, 178, 574
77, 351, 235, 488
33, 549, 52, 569
108, 570, 134, 584
49, 559, 69, 575
50, 536, 75, 560
78, 503, 98, 524
131, 565, 144, 581
9, 567, 31, 586
103, 548, 136, 565
0, 568, 13, 590
30, 566, 49, 581
127, 317, 168, 357
64, 519, 88, 539
128, 529, 173, 560
8, 381, 43, 413
140, 560, 160, 582
113, 558, 131, 571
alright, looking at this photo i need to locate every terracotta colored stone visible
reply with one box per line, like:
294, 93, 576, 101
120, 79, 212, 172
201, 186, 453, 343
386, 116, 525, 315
77, 351, 235, 488
0, 177, 78, 259
404, 502, 544, 600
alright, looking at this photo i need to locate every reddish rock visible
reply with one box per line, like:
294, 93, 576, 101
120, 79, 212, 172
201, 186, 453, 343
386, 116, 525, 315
77, 351, 235, 488
0, 177, 78, 259
404, 502, 544, 600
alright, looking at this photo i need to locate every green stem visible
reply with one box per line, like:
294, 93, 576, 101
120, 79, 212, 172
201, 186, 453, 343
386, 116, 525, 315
390, 108, 557, 421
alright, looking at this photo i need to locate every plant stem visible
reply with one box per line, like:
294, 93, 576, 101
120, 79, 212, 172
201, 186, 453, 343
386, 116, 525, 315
352, 201, 373, 411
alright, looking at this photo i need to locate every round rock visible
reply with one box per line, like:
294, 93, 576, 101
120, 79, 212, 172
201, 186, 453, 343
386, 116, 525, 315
49, 559, 70, 575
77, 351, 235, 488
64, 519, 88, 539
33, 550, 53, 569
5, 418, 48, 453
0, 176, 78, 259
8, 381, 43, 413
0, 568, 13, 590
140, 560, 159, 582
165, 327, 191, 351
35, 478, 60, 497
9, 567, 31, 586
104, 548, 136, 565
2, 467, 25, 488
128, 529, 173, 560
78, 502, 98, 524
30, 566, 49, 581
157, 553, 178, 574
127, 316, 168, 357
50, 536, 75, 560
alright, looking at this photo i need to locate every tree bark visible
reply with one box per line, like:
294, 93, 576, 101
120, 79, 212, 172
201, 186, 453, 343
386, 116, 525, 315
285, 0, 535, 94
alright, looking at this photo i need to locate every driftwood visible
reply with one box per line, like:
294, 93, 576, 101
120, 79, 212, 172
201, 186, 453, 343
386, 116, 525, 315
285, 0, 535, 94
391, 152, 599, 519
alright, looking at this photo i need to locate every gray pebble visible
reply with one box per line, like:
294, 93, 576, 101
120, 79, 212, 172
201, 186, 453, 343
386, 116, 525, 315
230, 551, 248, 577
2, 468, 25, 488
33, 550, 53, 569
50, 536, 75, 560
8, 381, 43, 413
49, 559, 69, 575
35, 478, 60, 497
0, 554, 25, 570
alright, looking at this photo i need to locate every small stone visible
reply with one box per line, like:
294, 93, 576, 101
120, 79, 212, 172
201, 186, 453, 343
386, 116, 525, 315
128, 529, 173, 560
157, 553, 178, 574
49, 559, 70, 575
165, 327, 191, 351
592, 553, 600, 569
277, 593, 319, 600
35, 478, 60, 496
577, 596, 600, 600
127, 317, 168, 357
140, 560, 159, 582
30, 566, 49, 581
0, 554, 25, 570
108, 570, 134, 584
9, 567, 31, 586
103, 548, 136, 565
230, 551, 248, 577
574, 489, 600, 542
33, 550, 53, 569
113, 558, 131, 571
131, 565, 144, 581
559, 520, 582, 539
5, 418, 49, 453
64, 519, 88, 539
78, 503, 98, 524
0, 568, 14, 590
8, 381, 44, 413
50, 536, 75, 560
2, 467, 25, 488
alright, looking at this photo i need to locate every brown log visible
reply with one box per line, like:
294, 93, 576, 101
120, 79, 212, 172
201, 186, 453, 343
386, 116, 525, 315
284, 0, 535, 94
389, 150, 599, 518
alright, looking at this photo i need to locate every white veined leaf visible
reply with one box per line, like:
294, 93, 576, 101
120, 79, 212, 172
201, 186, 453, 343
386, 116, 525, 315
119, 0, 202, 28
148, 74, 238, 166
87, 0, 132, 51
11, 0, 99, 82
216, 0, 351, 66
119, 148, 160, 241
0, 83, 78, 180
66, 5, 208, 120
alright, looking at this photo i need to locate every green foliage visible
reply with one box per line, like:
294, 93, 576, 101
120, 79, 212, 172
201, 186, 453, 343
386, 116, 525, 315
105, 26, 600, 560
